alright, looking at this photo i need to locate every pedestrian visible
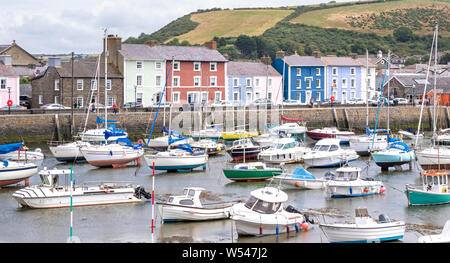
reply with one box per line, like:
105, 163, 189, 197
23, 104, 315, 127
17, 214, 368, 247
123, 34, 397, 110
310, 97, 314, 107
113, 103, 117, 114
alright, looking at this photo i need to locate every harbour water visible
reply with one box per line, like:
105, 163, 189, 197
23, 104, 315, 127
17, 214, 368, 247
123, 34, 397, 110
0, 136, 449, 243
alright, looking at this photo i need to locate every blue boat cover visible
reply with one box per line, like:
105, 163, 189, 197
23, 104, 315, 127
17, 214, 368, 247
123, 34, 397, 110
176, 144, 193, 154
96, 116, 118, 124
291, 167, 316, 179
406, 128, 417, 135
387, 133, 402, 143
390, 142, 410, 152
104, 125, 127, 140
366, 126, 387, 136
0, 143, 23, 154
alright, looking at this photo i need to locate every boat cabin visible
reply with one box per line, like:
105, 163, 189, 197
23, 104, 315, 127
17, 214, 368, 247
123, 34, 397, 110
326, 166, 361, 181
268, 138, 297, 150
243, 187, 287, 214
312, 139, 341, 152
231, 138, 254, 148
39, 168, 71, 187
420, 171, 449, 191
234, 162, 266, 170
167, 187, 205, 207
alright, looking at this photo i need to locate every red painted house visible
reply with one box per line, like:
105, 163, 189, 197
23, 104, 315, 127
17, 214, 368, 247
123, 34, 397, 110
153, 42, 228, 106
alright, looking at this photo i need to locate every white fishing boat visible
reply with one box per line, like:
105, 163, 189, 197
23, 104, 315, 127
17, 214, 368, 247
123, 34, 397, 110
267, 122, 307, 137
319, 208, 405, 243
49, 140, 92, 162
325, 166, 385, 198
190, 139, 224, 155
80, 139, 144, 168
144, 147, 207, 172
230, 186, 311, 236
12, 168, 151, 209
418, 220, 450, 243
302, 139, 359, 168
272, 167, 328, 190
258, 137, 310, 164
0, 147, 44, 161
79, 127, 128, 142
157, 187, 239, 222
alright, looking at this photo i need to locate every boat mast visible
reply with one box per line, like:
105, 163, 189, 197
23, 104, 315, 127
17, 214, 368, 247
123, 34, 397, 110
104, 28, 108, 128
432, 24, 439, 148
387, 50, 391, 138
365, 49, 369, 127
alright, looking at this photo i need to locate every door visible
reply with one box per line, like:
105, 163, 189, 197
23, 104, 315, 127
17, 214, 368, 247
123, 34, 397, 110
305, 91, 311, 104
342, 91, 347, 104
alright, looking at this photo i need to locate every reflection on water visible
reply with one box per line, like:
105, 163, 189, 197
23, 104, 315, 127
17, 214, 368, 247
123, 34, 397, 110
0, 137, 449, 243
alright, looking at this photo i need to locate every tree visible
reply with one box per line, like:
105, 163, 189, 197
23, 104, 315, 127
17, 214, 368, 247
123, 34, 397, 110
235, 35, 257, 58
404, 57, 419, 66
439, 53, 450, 65
393, 27, 414, 42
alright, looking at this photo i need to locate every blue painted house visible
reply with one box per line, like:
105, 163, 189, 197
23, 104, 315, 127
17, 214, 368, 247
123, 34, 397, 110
272, 51, 326, 104
321, 56, 364, 104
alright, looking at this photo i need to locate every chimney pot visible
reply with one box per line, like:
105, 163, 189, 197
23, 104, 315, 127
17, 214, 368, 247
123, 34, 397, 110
146, 40, 155, 47
205, 41, 217, 50
276, 50, 285, 59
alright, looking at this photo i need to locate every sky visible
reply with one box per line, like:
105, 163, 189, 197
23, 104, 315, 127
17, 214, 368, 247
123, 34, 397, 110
0, 0, 353, 54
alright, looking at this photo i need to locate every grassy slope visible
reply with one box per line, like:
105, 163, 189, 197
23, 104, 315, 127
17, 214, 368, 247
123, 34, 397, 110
291, 0, 450, 36
166, 9, 294, 44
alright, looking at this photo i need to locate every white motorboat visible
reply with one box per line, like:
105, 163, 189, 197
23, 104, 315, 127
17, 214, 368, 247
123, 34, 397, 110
258, 137, 310, 164
80, 139, 144, 168
226, 138, 262, 162
302, 139, 359, 168
325, 165, 385, 198
230, 186, 310, 236
348, 134, 388, 156
190, 139, 224, 155
319, 208, 405, 243
12, 168, 151, 209
267, 122, 307, 136
0, 147, 44, 161
145, 135, 193, 151
191, 127, 223, 140
79, 127, 128, 142
252, 133, 281, 148
157, 187, 239, 222
399, 128, 424, 140
306, 127, 355, 143
418, 220, 450, 243
416, 147, 450, 170
144, 147, 207, 172
272, 167, 328, 190
49, 140, 92, 162
0, 160, 38, 187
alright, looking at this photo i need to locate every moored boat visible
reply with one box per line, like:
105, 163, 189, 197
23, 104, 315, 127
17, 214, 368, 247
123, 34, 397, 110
0, 147, 44, 161
0, 143, 38, 187
371, 140, 413, 171
306, 127, 355, 144
405, 170, 450, 206
258, 137, 310, 164
157, 187, 239, 222
272, 167, 328, 190
222, 130, 259, 142
418, 220, 450, 243
226, 138, 261, 162
49, 140, 91, 162
319, 208, 405, 243
222, 162, 282, 182
302, 139, 359, 168
190, 139, 224, 156
143, 145, 207, 172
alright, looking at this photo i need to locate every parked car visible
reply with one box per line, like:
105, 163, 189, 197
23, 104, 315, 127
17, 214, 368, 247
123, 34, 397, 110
0, 105, 27, 111
250, 98, 272, 107
84, 103, 106, 109
320, 99, 341, 106
179, 103, 205, 111
122, 102, 143, 109
393, 98, 408, 105
348, 98, 365, 105
282, 100, 302, 106
40, 104, 71, 110
211, 101, 233, 107
368, 99, 378, 106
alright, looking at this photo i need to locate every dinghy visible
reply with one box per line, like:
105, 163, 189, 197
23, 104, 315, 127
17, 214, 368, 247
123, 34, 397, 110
319, 208, 405, 243
222, 162, 282, 182
0, 143, 38, 187
272, 167, 328, 190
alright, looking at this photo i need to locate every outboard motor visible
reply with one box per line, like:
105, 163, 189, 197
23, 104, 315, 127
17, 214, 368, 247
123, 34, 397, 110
134, 186, 152, 199
285, 205, 315, 224
378, 214, 391, 223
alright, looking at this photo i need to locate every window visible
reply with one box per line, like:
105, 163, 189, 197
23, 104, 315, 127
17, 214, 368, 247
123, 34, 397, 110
172, 92, 180, 103
233, 78, 239, 87
306, 79, 312, 89
106, 79, 112, 90
332, 91, 337, 99
332, 67, 338, 75
194, 62, 201, 71
39, 95, 43, 104
155, 62, 162, 70
77, 79, 83, 90
268, 78, 273, 87
342, 78, 347, 88
136, 93, 143, 104
233, 92, 240, 102
173, 76, 180, 87
246, 78, 251, 87
316, 68, 320, 76
0, 78, 6, 89
54, 79, 60, 91
255, 92, 260, 99
316, 79, 320, 88
296, 93, 301, 101
173, 61, 180, 71
315, 92, 321, 102
179, 199, 194, 206
194, 76, 201, 87
255, 78, 260, 87
351, 78, 356, 89
155, 75, 161, 86
136, 61, 143, 69
210, 62, 217, 71
296, 68, 301, 76
214, 91, 221, 102
368, 68, 372, 76
351, 91, 356, 99
76, 97, 83, 107
201, 92, 208, 103
54, 96, 60, 104
210, 76, 217, 87
267, 92, 272, 100
136, 75, 143, 86
332, 78, 338, 89
350, 67, 356, 75
296, 79, 301, 89
90, 80, 97, 90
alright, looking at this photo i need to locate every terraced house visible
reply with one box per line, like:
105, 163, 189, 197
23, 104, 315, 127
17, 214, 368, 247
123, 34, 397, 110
107, 37, 227, 107
272, 50, 326, 104
227, 61, 282, 106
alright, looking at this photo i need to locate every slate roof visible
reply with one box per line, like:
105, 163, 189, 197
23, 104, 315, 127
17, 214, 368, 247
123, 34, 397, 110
120, 44, 228, 62
0, 45, 10, 53
56, 59, 123, 78
321, 56, 364, 66
0, 62, 18, 77
283, 55, 326, 67
227, 61, 281, 77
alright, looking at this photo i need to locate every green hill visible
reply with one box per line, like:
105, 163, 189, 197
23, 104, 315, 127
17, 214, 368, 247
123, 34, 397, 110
124, 0, 450, 60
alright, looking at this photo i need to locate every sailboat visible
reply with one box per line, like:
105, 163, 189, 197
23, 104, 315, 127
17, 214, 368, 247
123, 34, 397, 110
145, 126, 193, 151
416, 24, 450, 169
370, 51, 413, 171
0, 143, 38, 187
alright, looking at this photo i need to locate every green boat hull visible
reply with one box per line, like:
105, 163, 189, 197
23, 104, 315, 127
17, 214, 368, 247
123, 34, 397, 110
406, 189, 450, 206
223, 169, 282, 182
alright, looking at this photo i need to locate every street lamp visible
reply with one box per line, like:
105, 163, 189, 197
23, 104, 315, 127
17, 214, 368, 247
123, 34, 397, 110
134, 84, 137, 112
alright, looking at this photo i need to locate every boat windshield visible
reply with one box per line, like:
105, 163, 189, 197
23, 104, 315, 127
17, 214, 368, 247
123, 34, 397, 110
313, 145, 330, 151
283, 142, 296, 149
183, 189, 196, 197
269, 143, 284, 150
334, 171, 358, 181
252, 199, 281, 214
244, 196, 258, 209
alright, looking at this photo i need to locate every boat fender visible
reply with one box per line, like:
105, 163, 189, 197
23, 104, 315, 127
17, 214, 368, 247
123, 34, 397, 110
349, 186, 353, 195
295, 182, 300, 188
286, 225, 289, 233
301, 222, 309, 230
364, 187, 369, 193
443, 186, 448, 193
276, 225, 279, 235
110, 150, 113, 156
294, 223, 300, 232
138, 139, 144, 145
380, 186, 386, 193
216, 147, 221, 151
105, 189, 110, 194
259, 225, 263, 235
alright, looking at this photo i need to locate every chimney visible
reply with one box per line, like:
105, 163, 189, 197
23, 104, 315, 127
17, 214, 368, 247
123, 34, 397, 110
0, 55, 12, 66
105, 34, 122, 69
146, 40, 155, 47
222, 53, 229, 60
313, 50, 321, 58
350, 53, 357, 59
47, 57, 61, 68
261, 56, 272, 65
205, 41, 217, 50
276, 49, 285, 59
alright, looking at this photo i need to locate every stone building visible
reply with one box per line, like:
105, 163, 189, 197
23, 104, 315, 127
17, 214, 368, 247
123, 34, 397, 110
31, 57, 123, 109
